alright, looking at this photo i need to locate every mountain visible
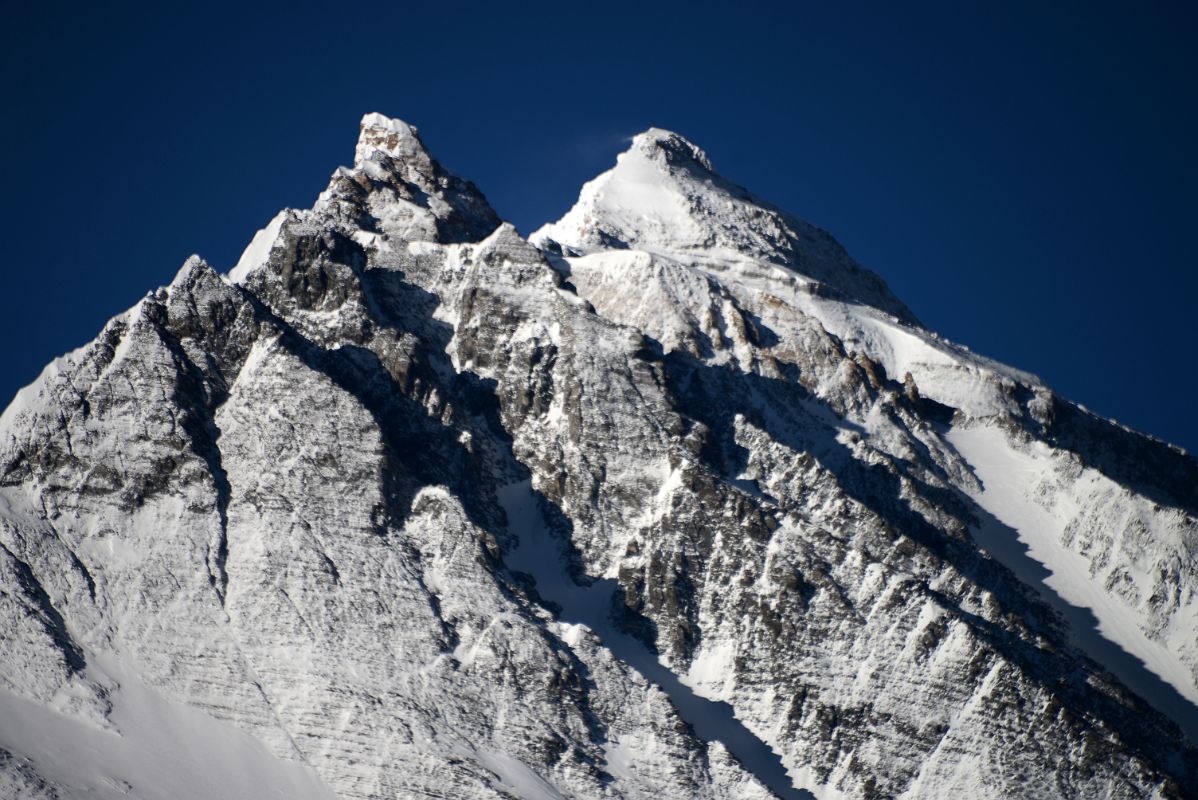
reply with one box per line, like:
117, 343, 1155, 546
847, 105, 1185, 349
0, 113, 1195, 800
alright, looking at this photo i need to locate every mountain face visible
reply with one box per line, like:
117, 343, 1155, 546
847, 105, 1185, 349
1, 114, 1196, 800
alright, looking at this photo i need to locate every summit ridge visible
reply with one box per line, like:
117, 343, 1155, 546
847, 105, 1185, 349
532, 127, 917, 323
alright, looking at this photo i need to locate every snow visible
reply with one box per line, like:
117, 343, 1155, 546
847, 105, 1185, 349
497, 480, 815, 800
685, 639, 738, 695
406, 240, 443, 257
229, 210, 288, 283
0, 352, 78, 434
627, 459, 685, 532
948, 422, 1198, 741
792, 295, 1039, 417
533, 133, 707, 253
2, 110, 1192, 799
354, 113, 426, 167
531, 130, 723, 258
602, 740, 637, 781
0, 653, 336, 800
359, 112, 418, 137
534, 127, 1044, 421
556, 238, 1040, 418
475, 751, 567, 800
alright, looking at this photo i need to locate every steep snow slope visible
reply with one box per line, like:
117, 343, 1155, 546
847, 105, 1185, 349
0, 652, 336, 800
0, 113, 1196, 800
948, 422, 1198, 738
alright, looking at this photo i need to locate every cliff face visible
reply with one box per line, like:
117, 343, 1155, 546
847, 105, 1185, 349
1, 114, 1195, 800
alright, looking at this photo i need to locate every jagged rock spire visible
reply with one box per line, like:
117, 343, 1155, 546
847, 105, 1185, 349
317, 112, 502, 244
354, 113, 431, 169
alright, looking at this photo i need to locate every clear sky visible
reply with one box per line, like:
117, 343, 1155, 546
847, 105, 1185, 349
2, 1, 1195, 453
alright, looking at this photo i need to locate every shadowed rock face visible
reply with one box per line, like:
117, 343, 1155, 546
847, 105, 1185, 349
0, 113, 1196, 800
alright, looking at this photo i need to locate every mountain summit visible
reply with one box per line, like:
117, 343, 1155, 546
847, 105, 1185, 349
532, 126, 917, 322
0, 113, 1195, 800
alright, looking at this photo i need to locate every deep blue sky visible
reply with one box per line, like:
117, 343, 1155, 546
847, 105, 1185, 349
2, 2, 1195, 452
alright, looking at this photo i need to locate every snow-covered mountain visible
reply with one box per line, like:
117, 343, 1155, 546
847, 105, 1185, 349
1, 113, 1195, 800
